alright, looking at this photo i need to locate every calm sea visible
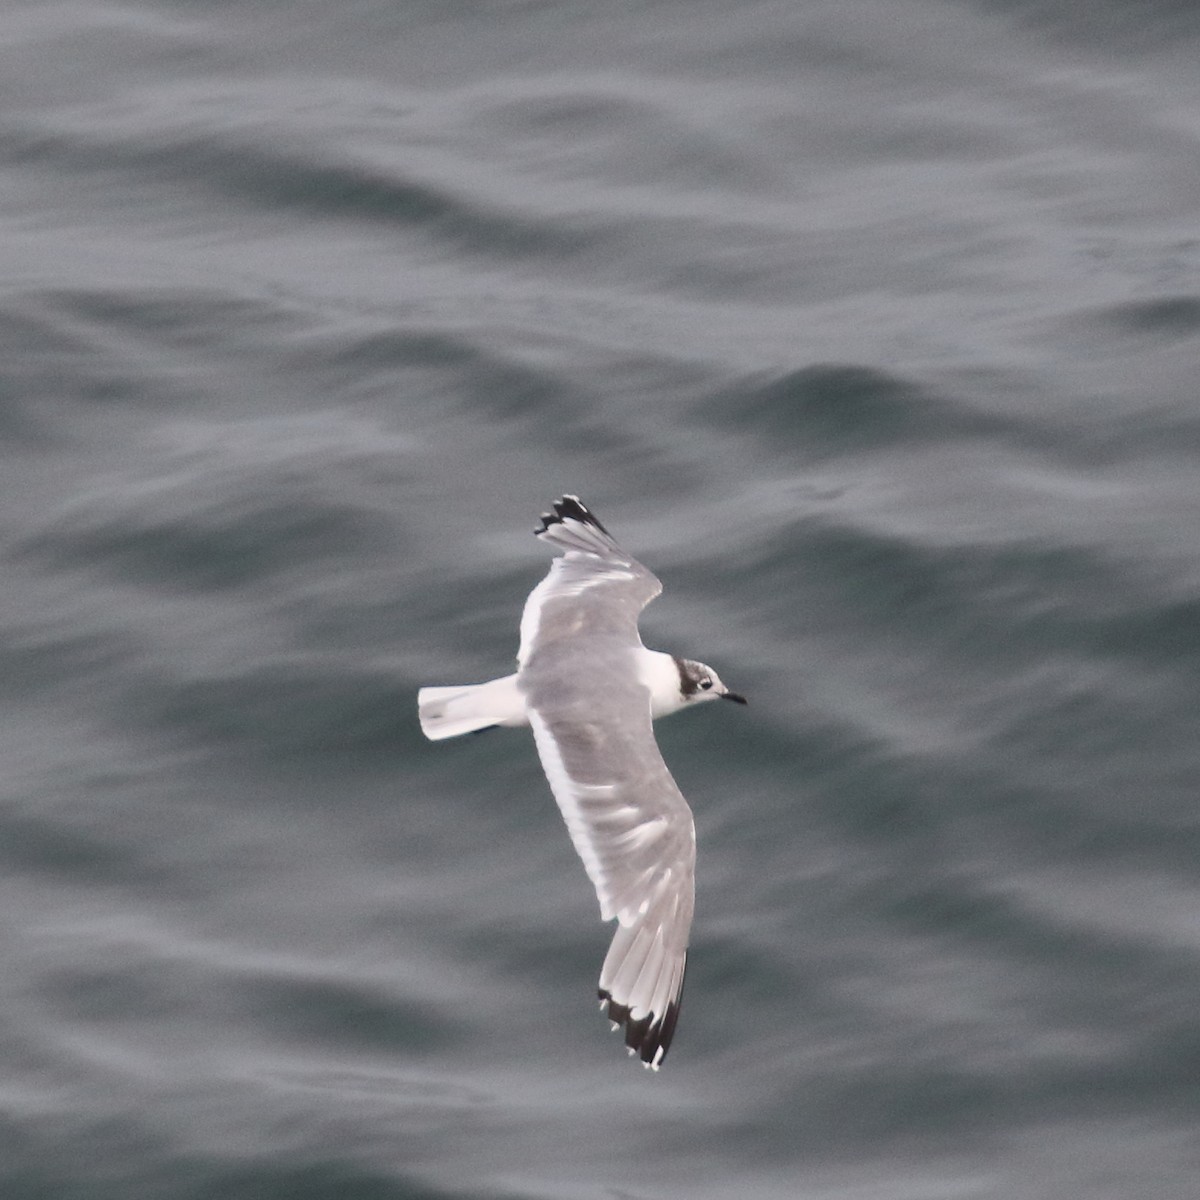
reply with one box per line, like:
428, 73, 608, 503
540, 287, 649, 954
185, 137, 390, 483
3, 1, 1199, 1196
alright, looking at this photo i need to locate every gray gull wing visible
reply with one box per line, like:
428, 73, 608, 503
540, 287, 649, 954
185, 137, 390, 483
518, 497, 693, 1067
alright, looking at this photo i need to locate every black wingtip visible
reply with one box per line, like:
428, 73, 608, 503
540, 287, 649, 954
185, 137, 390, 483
534, 495, 612, 538
598, 987, 680, 1069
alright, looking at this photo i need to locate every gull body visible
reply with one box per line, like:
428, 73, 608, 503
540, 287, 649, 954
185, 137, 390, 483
417, 496, 745, 1068
418, 647, 734, 740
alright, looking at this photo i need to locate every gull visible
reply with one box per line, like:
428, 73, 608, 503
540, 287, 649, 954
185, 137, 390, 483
417, 496, 746, 1068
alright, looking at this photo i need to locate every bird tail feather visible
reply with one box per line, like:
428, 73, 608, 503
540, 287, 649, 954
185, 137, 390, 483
417, 675, 525, 740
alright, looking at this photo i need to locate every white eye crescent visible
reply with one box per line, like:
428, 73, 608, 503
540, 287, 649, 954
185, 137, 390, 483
699, 678, 713, 691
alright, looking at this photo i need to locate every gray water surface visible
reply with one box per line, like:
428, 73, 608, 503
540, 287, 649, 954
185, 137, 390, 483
3, 2, 1199, 1197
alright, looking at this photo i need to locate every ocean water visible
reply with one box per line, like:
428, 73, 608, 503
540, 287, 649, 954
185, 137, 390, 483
3, 1, 1199, 1196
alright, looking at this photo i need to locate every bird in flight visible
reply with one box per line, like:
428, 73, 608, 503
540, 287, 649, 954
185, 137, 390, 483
418, 496, 746, 1068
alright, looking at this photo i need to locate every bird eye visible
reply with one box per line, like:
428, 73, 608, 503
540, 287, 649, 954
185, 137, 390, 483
699, 678, 713, 691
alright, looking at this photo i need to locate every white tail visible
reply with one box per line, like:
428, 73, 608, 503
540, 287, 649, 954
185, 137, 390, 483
417, 674, 527, 741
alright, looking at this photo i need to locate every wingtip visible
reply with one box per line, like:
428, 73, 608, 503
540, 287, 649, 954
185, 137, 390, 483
598, 986, 680, 1068
534, 495, 612, 539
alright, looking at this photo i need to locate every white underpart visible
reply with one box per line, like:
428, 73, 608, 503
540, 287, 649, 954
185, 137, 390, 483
636, 649, 689, 719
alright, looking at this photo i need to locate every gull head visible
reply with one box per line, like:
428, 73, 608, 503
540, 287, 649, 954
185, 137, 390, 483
674, 657, 748, 708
